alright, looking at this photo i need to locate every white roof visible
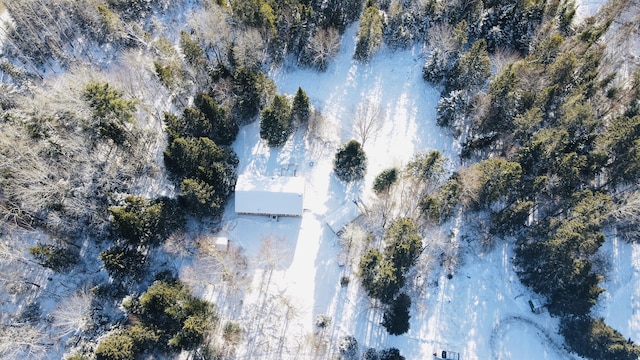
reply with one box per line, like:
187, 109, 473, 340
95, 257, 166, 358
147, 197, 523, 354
326, 201, 362, 234
235, 175, 304, 216
213, 236, 229, 250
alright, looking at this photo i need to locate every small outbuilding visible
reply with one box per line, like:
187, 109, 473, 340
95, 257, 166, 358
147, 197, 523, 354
529, 298, 545, 314
326, 200, 362, 236
213, 236, 229, 252
235, 174, 305, 217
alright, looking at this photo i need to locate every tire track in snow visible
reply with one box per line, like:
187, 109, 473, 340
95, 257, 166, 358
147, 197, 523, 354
490, 315, 578, 360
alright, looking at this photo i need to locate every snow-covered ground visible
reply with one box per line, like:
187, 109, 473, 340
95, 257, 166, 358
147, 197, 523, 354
184, 25, 594, 359
597, 236, 640, 343
574, 0, 609, 23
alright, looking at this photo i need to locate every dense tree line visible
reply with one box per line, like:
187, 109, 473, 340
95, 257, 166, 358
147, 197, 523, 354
163, 106, 239, 219
358, 217, 421, 335
95, 279, 217, 359
427, 1, 640, 357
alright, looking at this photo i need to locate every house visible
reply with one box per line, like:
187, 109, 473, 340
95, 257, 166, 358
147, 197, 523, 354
325, 200, 362, 236
235, 174, 304, 217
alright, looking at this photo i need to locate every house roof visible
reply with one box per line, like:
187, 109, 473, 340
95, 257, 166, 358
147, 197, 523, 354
235, 174, 304, 216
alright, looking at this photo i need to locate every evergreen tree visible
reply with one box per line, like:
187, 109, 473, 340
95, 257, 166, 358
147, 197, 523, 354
181, 107, 212, 139
419, 195, 440, 223
233, 68, 276, 122
164, 112, 187, 142
291, 87, 311, 124
195, 93, 238, 146
338, 335, 358, 359
373, 168, 398, 194
95, 331, 135, 360
358, 249, 403, 303
600, 115, 640, 186
405, 150, 447, 185
231, 0, 277, 38
379, 348, 406, 360
178, 178, 221, 217
482, 64, 522, 134
29, 243, 77, 272
561, 316, 640, 360
381, 293, 411, 335
515, 191, 611, 316
180, 30, 206, 67
423, 48, 451, 86
109, 196, 181, 246
84, 81, 137, 144
435, 175, 463, 222
446, 39, 491, 93
320, 0, 364, 32
436, 90, 467, 127
384, 218, 422, 273
136, 281, 217, 350
164, 137, 233, 183
99, 245, 146, 281
354, 5, 383, 61
260, 94, 293, 147
334, 140, 367, 182
469, 158, 522, 207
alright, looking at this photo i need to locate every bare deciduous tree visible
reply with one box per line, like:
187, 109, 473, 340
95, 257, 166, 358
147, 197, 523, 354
427, 23, 459, 57
353, 98, 382, 147
609, 191, 640, 241
306, 27, 340, 71
233, 28, 267, 70
188, 5, 232, 64
0, 325, 51, 360
50, 291, 93, 339
491, 47, 520, 73
257, 234, 293, 271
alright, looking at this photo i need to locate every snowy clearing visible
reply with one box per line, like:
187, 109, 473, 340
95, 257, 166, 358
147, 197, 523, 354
180, 24, 591, 359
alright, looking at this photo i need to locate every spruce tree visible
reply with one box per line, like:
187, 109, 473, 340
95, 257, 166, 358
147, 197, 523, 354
260, 94, 292, 147
381, 293, 411, 335
291, 87, 311, 124
334, 140, 367, 182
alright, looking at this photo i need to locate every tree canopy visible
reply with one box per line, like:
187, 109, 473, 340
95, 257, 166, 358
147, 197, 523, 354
334, 140, 367, 182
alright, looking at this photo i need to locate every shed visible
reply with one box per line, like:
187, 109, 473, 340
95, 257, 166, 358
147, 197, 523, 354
213, 236, 229, 252
326, 200, 362, 236
235, 174, 304, 217
529, 298, 544, 314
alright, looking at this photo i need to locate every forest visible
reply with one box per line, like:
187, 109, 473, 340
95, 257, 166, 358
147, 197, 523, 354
0, 0, 639, 359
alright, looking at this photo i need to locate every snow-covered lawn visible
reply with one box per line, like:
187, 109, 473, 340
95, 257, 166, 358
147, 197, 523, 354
176, 24, 614, 359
